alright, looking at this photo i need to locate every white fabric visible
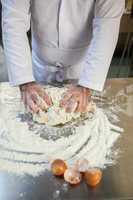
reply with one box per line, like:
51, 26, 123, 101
1, 0, 125, 91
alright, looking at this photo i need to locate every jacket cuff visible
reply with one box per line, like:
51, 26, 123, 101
9, 76, 35, 86
78, 79, 104, 92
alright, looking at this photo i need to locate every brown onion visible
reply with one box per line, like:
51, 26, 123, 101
84, 168, 102, 187
51, 159, 67, 176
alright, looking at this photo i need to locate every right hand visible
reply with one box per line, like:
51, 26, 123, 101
19, 82, 53, 113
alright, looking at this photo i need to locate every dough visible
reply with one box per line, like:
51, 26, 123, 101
32, 86, 96, 126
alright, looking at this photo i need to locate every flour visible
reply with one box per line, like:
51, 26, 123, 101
33, 87, 80, 125
33, 87, 96, 126
0, 83, 123, 176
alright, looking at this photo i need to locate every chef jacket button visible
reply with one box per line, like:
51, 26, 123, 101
55, 62, 63, 68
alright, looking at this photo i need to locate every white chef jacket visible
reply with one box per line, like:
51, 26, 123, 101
1, 0, 125, 91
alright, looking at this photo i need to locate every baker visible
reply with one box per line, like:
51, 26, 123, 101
1, 0, 125, 113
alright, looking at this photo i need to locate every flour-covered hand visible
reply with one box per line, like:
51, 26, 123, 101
20, 82, 53, 113
60, 85, 91, 113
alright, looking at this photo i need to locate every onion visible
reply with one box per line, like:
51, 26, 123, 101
51, 159, 67, 176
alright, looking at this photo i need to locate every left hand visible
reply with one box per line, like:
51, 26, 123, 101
60, 85, 91, 113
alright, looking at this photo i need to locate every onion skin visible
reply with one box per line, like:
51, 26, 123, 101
64, 168, 82, 185
74, 159, 89, 172
51, 159, 67, 176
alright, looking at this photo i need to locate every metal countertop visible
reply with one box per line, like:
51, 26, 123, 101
0, 78, 133, 200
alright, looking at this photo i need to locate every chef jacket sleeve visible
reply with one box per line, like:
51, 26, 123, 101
1, 0, 35, 86
78, 0, 125, 91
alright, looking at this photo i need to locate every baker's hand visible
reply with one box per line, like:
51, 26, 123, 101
60, 85, 91, 113
20, 82, 52, 113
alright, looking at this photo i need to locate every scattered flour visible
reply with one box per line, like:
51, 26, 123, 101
0, 83, 123, 176
33, 87, 96, 126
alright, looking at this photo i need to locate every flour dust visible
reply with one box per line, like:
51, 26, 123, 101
0, 83, 123, 176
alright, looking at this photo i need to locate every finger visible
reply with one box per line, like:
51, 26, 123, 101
88, 93, 91, 102
43, 92, 53, 106
78, 89, 91, 113
30, 92, 47, 111
30, 92, 38, 103
65, 98, 78, 113
35, 95, 49, 111
38, 88, 53, 107
82, 88, 88, 112
71, 100, 78, 112
81, 89, 87, 112
76, 94, 83, 113
27, 97, 39, 113
30, 89, 50, 111
86, 88, 91, 102
21, 91, 27, 108
86, 93, 92, 112
60, 92, 72, 107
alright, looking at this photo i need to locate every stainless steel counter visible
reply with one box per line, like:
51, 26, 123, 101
0, 78, 133, 200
